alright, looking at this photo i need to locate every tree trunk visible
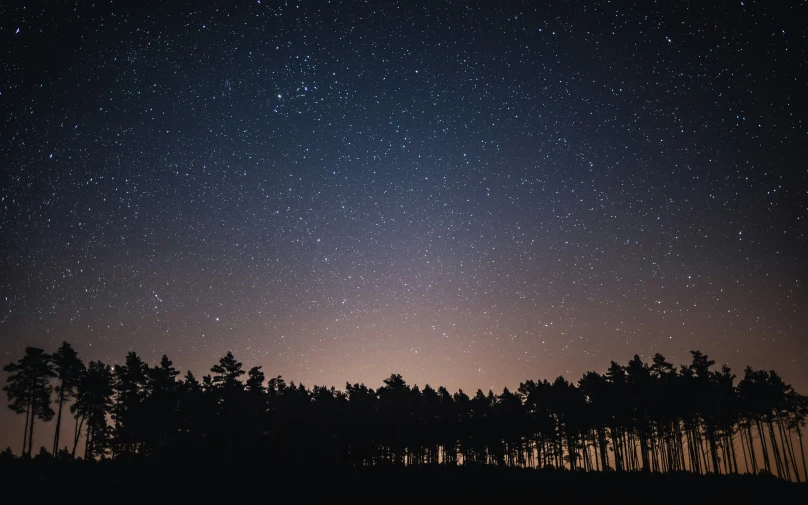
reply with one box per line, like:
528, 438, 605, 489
757, 420, 771, 474
678, 422, 688, 471
699, 430, 710, 474
766, 420, 784, 479
592, 431, 600, 471
747, 424, 758, 474
53, 382, 66, 455
740, 427, 750, 473
639, 432, 650, 471
797, 425, 807, 483
685, 426, 698, 473
778, 418, 799, 482
22, 398, 31, 457
609, 428, 619, 471
84, 424, 92, 460
27, 401, 36, 457
773, 420, 787, 479
787, 428, 800, 482
729, 432, 739, 474
584, 435, 592, 471
708, 429, 720, 474
687, 427, 701, 474
72, 414, 84, 458
599, 429, 609, 470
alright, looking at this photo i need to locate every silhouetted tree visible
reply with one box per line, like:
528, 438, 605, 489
51, 342, 84, 455
578, 371, 611, 471
143, 355, 180, 456
176, 371, 210, 459
245, 365, 267, 455
345, 382, 378, 465
3, 347, 56, 457
210, 351, 245, 465
377, 374, 411, 465
0, 447, 14, 462
72, 361, 114, 459
112, 352, 150, 456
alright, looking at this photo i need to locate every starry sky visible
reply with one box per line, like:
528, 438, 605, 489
0, 0, 805, 450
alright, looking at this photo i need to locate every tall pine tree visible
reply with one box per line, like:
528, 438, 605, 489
3, 347, 56, 457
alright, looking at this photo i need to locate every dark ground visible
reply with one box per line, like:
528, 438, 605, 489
1, 457, 805, 503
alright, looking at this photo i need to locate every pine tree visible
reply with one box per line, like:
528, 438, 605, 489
144, 355, 180, 455
51, 342, 85, 455
3, 347, 56, 457
112, 352, 150, 456
73, 361, 114, 459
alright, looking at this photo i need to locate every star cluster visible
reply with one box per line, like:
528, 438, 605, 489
0, 1, 805, 448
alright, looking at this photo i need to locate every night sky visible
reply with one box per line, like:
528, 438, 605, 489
1, 0, 805, 450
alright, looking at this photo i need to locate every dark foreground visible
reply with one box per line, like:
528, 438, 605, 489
1, 459, 805, 504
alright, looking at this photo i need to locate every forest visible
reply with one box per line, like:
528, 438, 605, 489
2, 343, 807, 501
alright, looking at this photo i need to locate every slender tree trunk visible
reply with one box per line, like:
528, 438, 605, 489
708, 429, 720, 474
787, 428, 800, 482
747, 424, 758, 474
620, 429, 628, 471
797, 425, 807, 483
729, 432, 739, 474
538, 437, 542, 468
699, 430, 710, 474
611, 427, 622, 471
724, 433, 731, 474
740, 427, 750, 474
778, 418, 799, 482
766, 420, 784, 479
678, 422, 687, 471
776, 418, 795, 481
685, 427, 701, 474
625, 432, 634, 470
652, 432, 660, 472
668, 427, 676, 471
660, 433, 669, 473
665, 428, 671, 470
773, 420, 786, 479
72, 414, 84, 458
22, 397, 31, 457
639, 431, 650, 471
684, 427, 693, 472
725, 432, 732, 473
592, 432, 600, 472
757, 420, 771, 474
674, 423, 683, 471
686, 427, 699, 474
600, 429, 609, 470
84, 424, 92, 460
668, 430, 677, 471
686, 426, 700, 473
53, 382, 66, 455
27, 400, 36, 457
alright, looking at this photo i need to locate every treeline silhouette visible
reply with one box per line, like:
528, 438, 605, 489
3, 342, 807, 489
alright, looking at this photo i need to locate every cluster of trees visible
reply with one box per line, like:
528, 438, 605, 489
3, 343, 806, 483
